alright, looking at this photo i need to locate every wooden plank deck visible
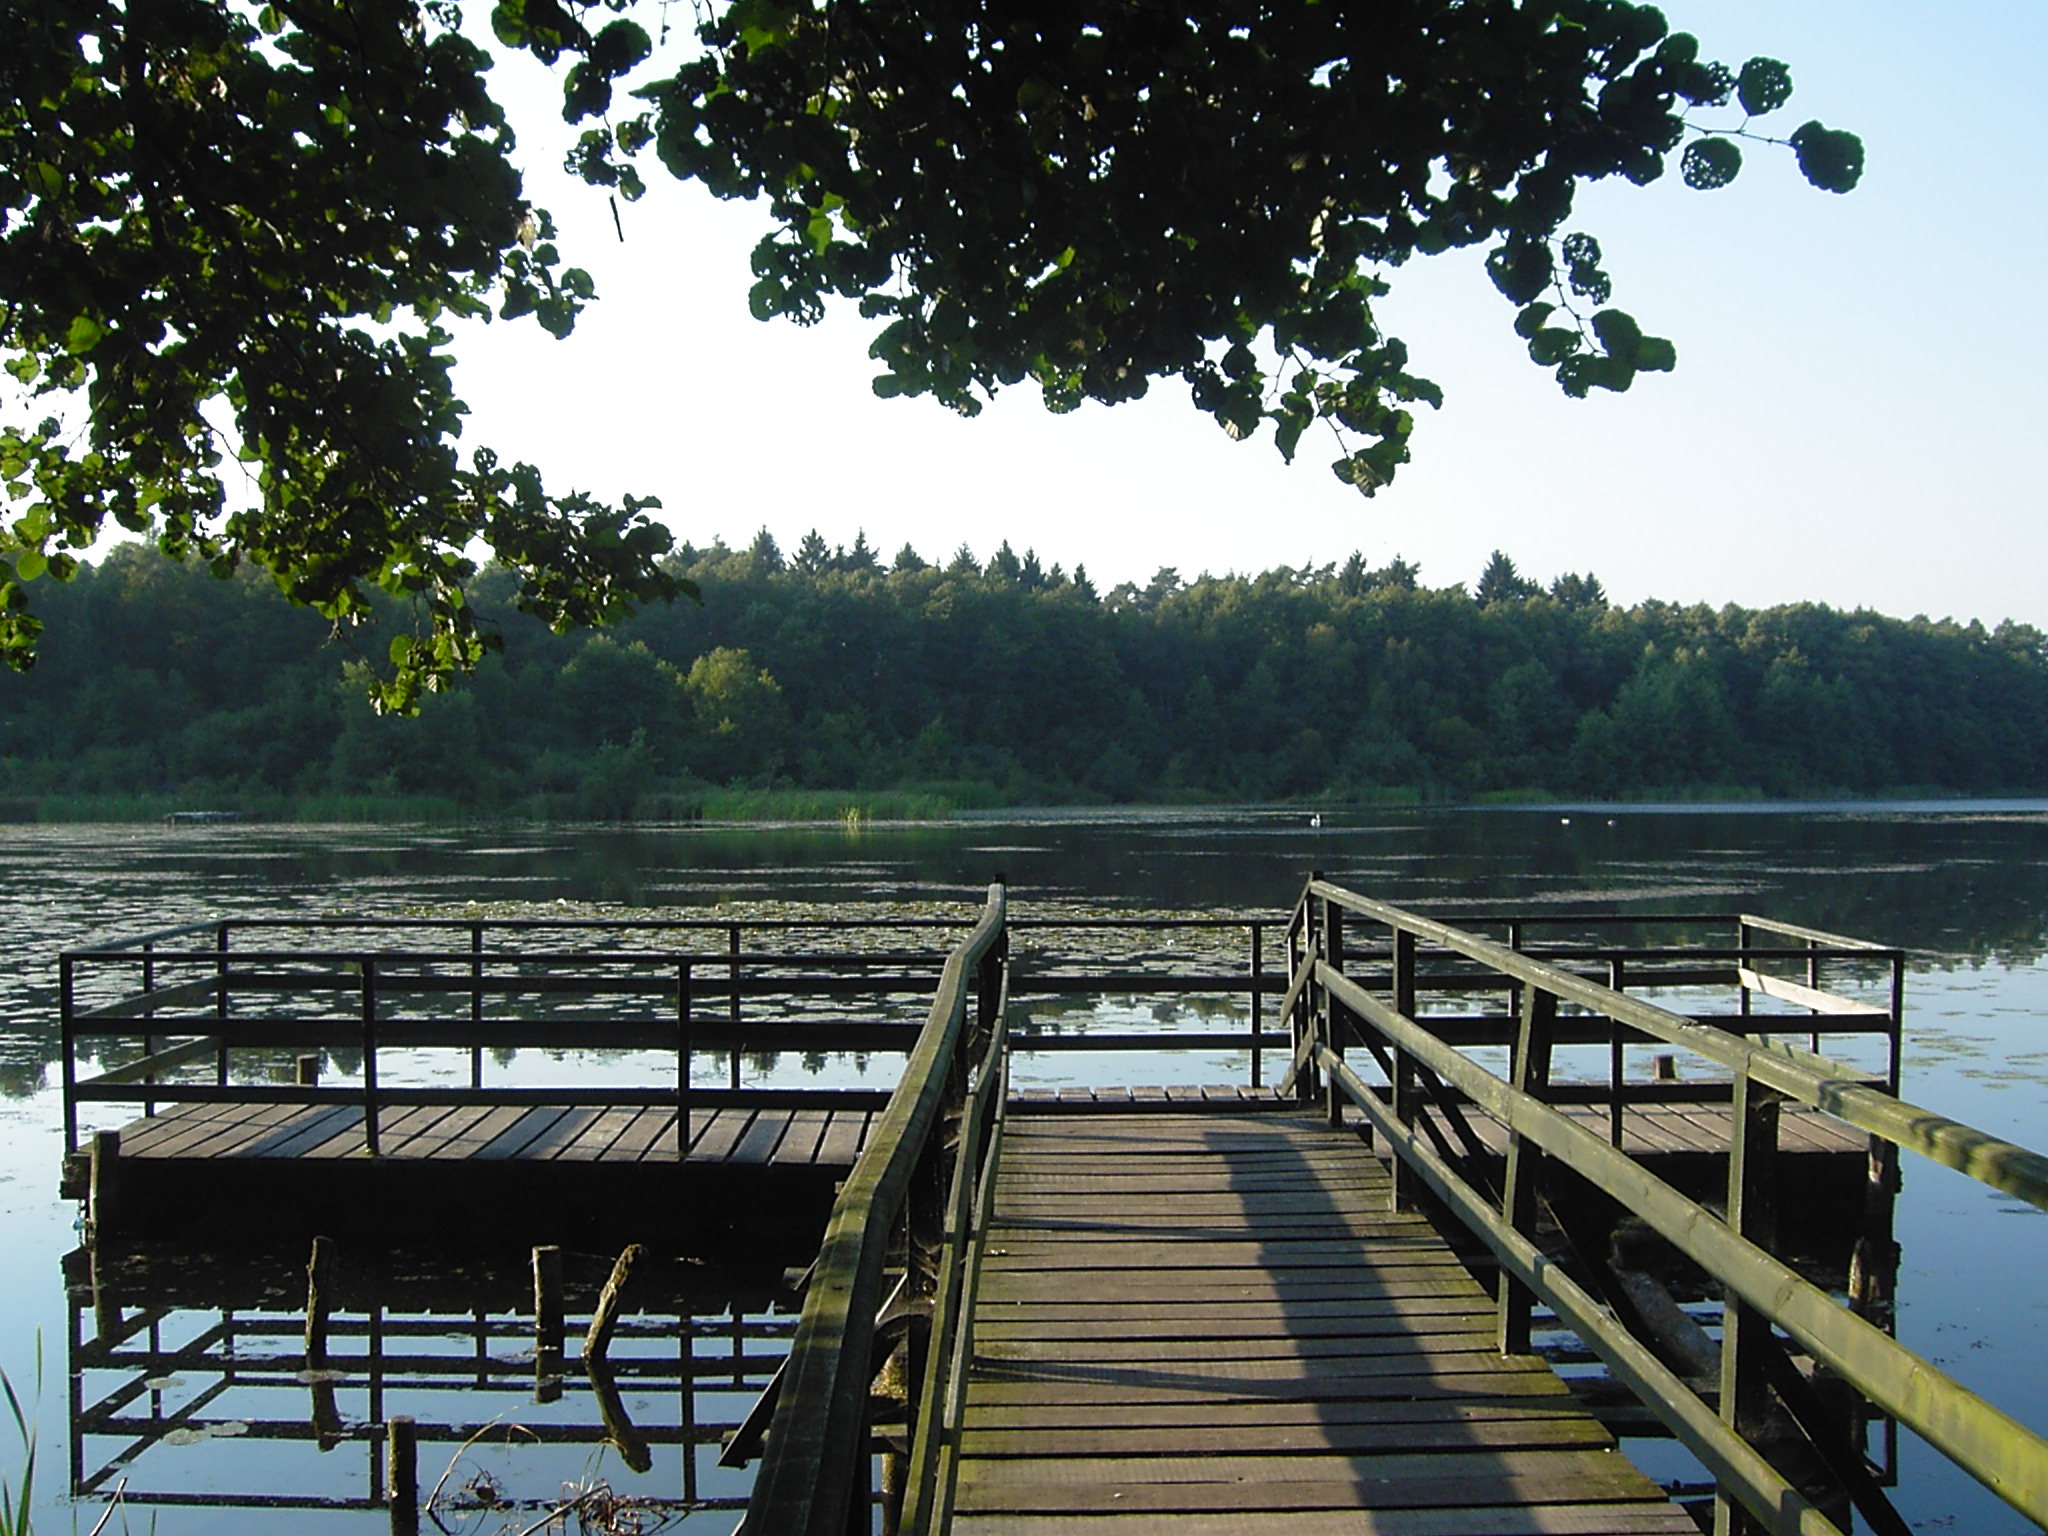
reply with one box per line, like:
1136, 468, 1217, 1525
110, 1100, 874, 1169
952, 1110, 1697, 1534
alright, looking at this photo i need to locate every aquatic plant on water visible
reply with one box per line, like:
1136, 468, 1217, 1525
0, 1342, 39, 1536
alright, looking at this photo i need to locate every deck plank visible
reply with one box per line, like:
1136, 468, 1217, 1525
954, 1108, 1686, 1531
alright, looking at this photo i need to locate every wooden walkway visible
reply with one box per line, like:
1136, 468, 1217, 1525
951, 1109, 1696, 1534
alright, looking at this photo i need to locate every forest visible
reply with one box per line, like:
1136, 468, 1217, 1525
2, 536, 2044, 821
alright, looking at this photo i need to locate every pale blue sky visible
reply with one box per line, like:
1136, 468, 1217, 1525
450, 3, 2048, 625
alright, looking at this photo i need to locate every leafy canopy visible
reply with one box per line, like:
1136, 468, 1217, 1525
3, 0, 1859, 705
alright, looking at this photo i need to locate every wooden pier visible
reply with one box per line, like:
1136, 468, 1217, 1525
58, 883, 2048, 1536
953, 1106, 1695, 1533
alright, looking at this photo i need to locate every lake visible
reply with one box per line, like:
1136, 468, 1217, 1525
3, 803, 2046, 1532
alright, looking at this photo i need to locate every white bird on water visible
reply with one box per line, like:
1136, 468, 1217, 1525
1309, 813, 1323, 828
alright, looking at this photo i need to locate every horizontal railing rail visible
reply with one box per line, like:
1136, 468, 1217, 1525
1287, 877, 2043, 1536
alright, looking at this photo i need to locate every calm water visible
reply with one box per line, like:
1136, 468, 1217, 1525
4, 804, 2047, 1531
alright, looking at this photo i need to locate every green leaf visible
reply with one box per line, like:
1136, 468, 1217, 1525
64, 315, 106, 355
1527, 328, 1582, 366
1790, 121, 1864, 194
1513, 303, 1555, 340
591, 20, 652, 76
1590, 308, 1642, 358
1635, 336, 1677, 372
1736, 57, 1793, 117
1681, 137, 1742, 191
14, 550, 46, 581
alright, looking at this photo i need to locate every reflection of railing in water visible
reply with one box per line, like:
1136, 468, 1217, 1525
64, 1241, 794, 1525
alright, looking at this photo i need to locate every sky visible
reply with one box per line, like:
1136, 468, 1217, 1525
446, 3, 2048, 626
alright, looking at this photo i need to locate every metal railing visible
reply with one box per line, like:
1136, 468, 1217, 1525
59, 912, 981, 1157
1285, 877, 2048, 1536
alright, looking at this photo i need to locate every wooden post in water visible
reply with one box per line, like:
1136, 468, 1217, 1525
88, 1129, 120, 1234
305, 1235, 337, 1370
584, 1244, 646, 1363
385, 1414, 418, 1535
296, 1053, 321, 1087
533, 1244, 564, 1403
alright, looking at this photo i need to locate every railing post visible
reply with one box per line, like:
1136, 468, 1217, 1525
1322, 896, 1345, 1129
1737, 919, 1754, 1023
361, 955, 380, 1156
61, 953, 77, 1153
1607, 956, 1626, 1148
1249, 921, 1264, 1090
1390, 926, 1417, 1211
1806, 937, 1822, 1054
1886, 948, 1904, 1096
215, 921, 231, 1087
469, 922, 485, 1090
729, 922, 743, 1092
1295, 876, 1322, 1106
678, 960, 693, 1161
141, 938, 158, 1119
1715, 1071, 1781, 1536
1497, 985, 1556, 1356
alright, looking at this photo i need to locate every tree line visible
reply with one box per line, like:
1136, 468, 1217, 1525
2, 537, 2043, 818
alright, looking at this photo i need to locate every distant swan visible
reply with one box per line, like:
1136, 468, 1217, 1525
1309, 812, 1323, 828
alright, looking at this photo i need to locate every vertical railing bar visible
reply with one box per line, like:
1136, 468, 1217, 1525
215, 921, 230, 1088
61, 953, 78, 1153
469, 923, 485, 1091
729, 923, 742, 1094
1886, 950, 1904, 1097
1497, 983, 1556, 1357
1607, 956, 1625, 1149
1249, 920, 1264, 1091
141, 938, 158, 1120
1390, 924, 1417, 1211
678, 960, 692, 1163
1715, 1071, 1780, 1536
1323, 898, 1345, 1129
362, 954, 380, 1156
1807, 938, 1821, 1055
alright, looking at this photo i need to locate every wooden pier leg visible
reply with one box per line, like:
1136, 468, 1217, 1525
305, 1235, 337, 1371
296, 1053, 321, 1086
534, 1244, 565, 1403
385, 1414, 418, 1535
584, 1244, 647, 1364
90, 1242, 121, 1345
88, 1130, 120, 1235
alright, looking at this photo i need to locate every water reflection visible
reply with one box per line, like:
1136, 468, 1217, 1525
64, 1241, 795, 1531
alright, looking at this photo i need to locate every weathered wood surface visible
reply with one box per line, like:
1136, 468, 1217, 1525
110, 1099, 875, 1168
1408, 1100, 1863, 1160
952, 1110, 1694, 1534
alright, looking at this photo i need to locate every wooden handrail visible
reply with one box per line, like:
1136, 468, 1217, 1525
1295, 877, 2048, 1530
741, 884, 1007, 1536
1306, 879, 2033, 1208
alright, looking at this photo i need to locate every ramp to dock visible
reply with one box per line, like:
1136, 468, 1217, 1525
952, 1108, 1695, 1534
